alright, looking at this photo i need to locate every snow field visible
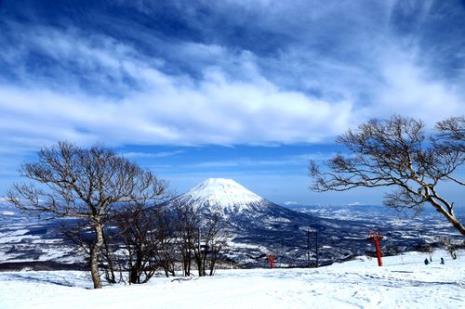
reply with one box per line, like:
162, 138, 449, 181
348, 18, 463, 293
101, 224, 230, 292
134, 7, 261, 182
0, 250, 463, 309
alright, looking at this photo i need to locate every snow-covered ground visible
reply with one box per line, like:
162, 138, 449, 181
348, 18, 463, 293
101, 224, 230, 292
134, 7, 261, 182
0, 250, 464, 309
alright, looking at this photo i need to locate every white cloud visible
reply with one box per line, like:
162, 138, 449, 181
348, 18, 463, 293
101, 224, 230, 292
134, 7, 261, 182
1, 0, 465, 156
283, 201, 299, 206
373, 48, 464, 122
0, 25, 354, 152
166, 152, 335, 170
123, 150, 184, 159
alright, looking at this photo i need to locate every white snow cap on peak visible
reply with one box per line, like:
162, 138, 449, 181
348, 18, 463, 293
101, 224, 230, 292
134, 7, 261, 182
185, 178, 264, 208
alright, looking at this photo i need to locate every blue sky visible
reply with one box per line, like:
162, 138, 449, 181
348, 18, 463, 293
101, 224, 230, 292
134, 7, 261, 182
1, 1, 465, 205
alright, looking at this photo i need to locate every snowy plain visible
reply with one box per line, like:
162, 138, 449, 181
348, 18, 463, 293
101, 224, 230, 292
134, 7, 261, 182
0, 250, 464, 309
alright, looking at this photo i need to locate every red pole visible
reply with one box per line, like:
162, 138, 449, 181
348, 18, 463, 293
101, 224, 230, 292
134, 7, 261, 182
267, 255, 276, 268
374, 237, 383, 267
369, 231, 383, 267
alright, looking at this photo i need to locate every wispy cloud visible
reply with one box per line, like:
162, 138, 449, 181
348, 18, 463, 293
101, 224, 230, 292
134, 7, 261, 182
123, 150, 184, 159
0, 23, 353, 152
0, 1, 464, 152
170, 152, 336, 169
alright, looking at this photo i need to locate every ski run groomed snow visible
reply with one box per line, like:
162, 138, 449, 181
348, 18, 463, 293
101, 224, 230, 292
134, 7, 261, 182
0, 250, 464, 309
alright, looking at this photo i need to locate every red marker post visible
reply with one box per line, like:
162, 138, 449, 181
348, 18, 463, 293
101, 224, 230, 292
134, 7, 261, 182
368, 231, 383, 267
267, 255, 276, 268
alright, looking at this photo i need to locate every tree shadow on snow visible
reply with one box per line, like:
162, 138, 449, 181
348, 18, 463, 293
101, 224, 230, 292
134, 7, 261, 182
7, 273, 87, 288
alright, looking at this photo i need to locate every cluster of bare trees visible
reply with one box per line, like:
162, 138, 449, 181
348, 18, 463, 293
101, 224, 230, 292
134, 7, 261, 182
310, 115, 465, 238
105, 202, 227, 284
7, 142, 227, 289
173, 203, 227, 277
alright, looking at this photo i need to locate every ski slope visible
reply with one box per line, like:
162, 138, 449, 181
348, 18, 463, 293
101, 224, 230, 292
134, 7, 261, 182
0, 250, 464, 309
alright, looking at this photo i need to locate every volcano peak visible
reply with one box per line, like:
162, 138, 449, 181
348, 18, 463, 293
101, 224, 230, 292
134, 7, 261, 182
182, 178, 264, 211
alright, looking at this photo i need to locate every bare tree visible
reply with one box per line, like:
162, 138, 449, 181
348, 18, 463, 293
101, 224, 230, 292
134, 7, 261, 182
310, 116, 465, 236
173, 202, 200, 277
152, 208, 178, 277
115, 200, 228, 281
62, 217, 120, 284
437, 117, 465, 143
113, 205, 171, 284
172, 202, 227, 277
440, 237, 459, 260
7, 142, 166, 288
192, 212, 227, 277
205, 214, 228, 276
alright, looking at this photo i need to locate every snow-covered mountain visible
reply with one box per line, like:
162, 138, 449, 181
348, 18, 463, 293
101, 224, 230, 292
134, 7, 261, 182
177, 178, 271, 215
185, 178, 262, 206
173, 178, 309, 229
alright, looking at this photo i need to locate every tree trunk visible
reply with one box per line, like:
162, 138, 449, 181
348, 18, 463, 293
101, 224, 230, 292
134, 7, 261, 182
90, 222, 104, 289
430, 201, 465, 236
209, 253, 217, 276
182, 249, 191, 276
102, 230, 116, 284
195, 256, 203, 277
129, 254, 143, 284
209, 263, 215, 276
129, 269, 139, 284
